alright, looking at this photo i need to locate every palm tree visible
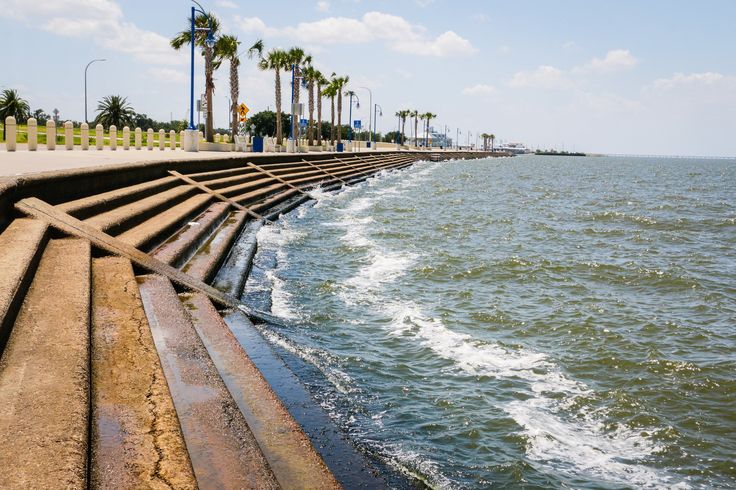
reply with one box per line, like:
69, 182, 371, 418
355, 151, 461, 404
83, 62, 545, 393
171, 12, 221, 142
302, 65, 318, 146
410, 110, 419, 147
216, 36, 263, 137
424, 112, 436, 147
0, 89, 30, 141
490, 134, 496, 151
333, 76, 349, 144
286, 47, 309, 140
322, 75, 338, 145
94, 95, 136, 128
397, 110, 410, 145
315, 71, 328, 145
258, 48, 288, 145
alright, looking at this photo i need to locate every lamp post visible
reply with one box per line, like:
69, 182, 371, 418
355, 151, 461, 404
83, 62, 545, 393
186, 0, 215, 151
456, 128, 461, 150
357, 86, 372, 145
347, 91, 360, 149
84, 58, 106, 124
373, 104, 383, 146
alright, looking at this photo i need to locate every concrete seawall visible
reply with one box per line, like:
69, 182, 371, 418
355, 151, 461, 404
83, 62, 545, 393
0, 150, 497, 488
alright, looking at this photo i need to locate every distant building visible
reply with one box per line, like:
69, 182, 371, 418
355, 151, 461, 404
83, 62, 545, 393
406, 128, 452, 148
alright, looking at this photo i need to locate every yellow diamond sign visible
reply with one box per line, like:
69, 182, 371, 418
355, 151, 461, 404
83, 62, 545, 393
238, 103, 249, 118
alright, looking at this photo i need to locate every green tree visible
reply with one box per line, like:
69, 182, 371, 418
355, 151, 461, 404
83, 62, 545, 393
396, 109, 410, 145
216, 35, 263, 137
286, 47, 310, 140
302, 65, 319, 146
410, 109, 419, 146
248, 110, 291, 138
333, 76, 349, 144
315, 71, 328, 146
490, 133, 496, 151
322, 74, 339, 144
258, 49, 289, 145
424, 112, 437, 146
171, 12, 221, 142
0, 89, 30, 140
94, 95, 136, 128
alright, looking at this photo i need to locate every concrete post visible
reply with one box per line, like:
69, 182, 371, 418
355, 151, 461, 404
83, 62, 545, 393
46, 120, 56, 150
183, 129, 198, 152
169, 130, 176, 150
81, 123, 89, 150
214, 133, 221, 143
4, 116, 16, 151
109, 125, 117, 150
64, 121, 74, 150
95, 124, 104, 150
179, 130, 185, 149
134, 128, 142, 150
147, 129, 154, 150
158, 129, 165, 150
123, 126, 130, 150
27, 118, 37, 151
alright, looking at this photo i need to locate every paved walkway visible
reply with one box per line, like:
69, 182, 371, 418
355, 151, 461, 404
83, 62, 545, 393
0, 145, 420, 177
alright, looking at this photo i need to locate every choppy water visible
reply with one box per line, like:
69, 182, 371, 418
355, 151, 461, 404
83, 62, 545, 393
246, 155, 736, 489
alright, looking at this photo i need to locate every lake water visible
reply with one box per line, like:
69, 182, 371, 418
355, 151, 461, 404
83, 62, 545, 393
245, 155, 735, 489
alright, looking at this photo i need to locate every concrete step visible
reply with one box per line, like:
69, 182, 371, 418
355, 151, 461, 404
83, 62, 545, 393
0, 238, 91, 489
0, 218, 49, 354
116, 193, 214, 251
90, 256, 197, 489
137, 274, 279, 489
200, 172, 269, 191
250, 188, 301, 214
85, 183, 199, 235
231, 182, 287, 207
183, 293, 339, 489
212, 219, 264, 297
185, 166, 259, 182
58, 175, 179, 220
217, 176, 277, 197
151, 201, 231, 267
182, 210, 247, 283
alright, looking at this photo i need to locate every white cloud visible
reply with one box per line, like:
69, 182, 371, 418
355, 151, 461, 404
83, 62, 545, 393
236, 11, 476, 57
650, 72, 732, 90
577, 49, 638, 74
463, 84, 495, 95
472, 13, 489, 23
509, 65, 573, 89
216, 0, 238, 8
0, 0, 182, 66
316, 1, 330, 12
147, 67, 188, 84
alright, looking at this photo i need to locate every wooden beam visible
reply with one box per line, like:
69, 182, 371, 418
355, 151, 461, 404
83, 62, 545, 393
301, 159, 348, 184
245, 162, 310, 195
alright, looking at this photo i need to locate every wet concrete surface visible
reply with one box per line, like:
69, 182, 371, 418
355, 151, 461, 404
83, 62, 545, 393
137, 274, 279, 489
91, 257, 197, 489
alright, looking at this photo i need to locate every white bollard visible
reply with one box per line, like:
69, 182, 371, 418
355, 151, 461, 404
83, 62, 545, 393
179, 130, 185, 149
81, 123, 89, 150
96, 124, 104, 150
169, 130, 176, 150
27, 118, 37, 151
147, 129, 154, 150
123, 126, 130, 150
158, 129, 165, 150
214, 133, 221, 143
109, 125, 117, 150
4, 116, 17, 151
134, 127, 142, 150
64, 121, 74, 150
46, 120, 56, 150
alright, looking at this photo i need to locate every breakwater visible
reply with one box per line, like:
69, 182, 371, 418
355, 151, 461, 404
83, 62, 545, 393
0, 150, 495, 488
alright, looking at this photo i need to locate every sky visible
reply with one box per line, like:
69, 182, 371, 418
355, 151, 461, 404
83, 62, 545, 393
1, 0, 735, 156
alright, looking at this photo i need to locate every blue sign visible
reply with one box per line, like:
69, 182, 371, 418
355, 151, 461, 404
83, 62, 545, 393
299, 118, 308, 127
353, 120, 361, 129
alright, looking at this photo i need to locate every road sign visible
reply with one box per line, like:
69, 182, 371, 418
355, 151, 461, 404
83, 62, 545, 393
353, 120, 361, 129
299, 118, 308, 127
238, 103, 249, 117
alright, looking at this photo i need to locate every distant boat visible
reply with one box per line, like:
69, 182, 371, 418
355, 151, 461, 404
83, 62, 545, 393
495, 143, 532, 155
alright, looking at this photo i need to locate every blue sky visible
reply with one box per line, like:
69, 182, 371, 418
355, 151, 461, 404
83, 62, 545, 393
2, 0, 735, 156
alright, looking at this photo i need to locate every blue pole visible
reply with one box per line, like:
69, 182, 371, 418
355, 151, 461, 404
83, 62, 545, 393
189, 6, 195, 129
290, 64, 295, 140
348, 93, 353, 143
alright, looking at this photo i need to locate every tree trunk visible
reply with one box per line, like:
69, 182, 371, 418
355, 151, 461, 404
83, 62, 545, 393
317, 85, 323, 145
307, 80, 315, 146
337, 92, 342, 144
205, 45, 215, 143
414, 117, 418, 147
230, 61, 239, 138
292, 66, 300, 141
330, 96, 335, 144
275, 69, 283, 145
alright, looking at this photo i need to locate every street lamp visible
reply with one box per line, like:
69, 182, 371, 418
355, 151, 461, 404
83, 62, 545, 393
456, 128, 461, 150
186, 0, 215, 150
84, 58, 106, 124
357, 86, 372, 145
347, 91, 360, 147
373, 104, 383, 146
